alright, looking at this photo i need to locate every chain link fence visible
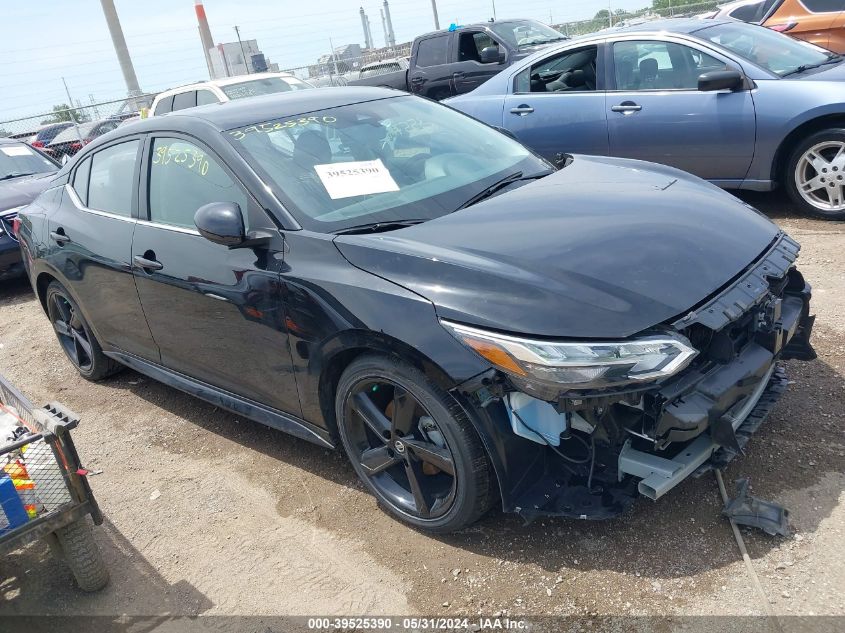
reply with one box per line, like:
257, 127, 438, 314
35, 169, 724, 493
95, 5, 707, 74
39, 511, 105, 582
553, 1, 721, 37
0, 94, 157, 157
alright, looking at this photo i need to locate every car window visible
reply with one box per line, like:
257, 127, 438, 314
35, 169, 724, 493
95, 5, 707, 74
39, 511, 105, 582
172, 91, 197, 111
52, 123, 95, 144
227, 95, 547, 233
196, 90, 219, 105
0, 143, 57, 179
613, 41, 727, 90
800, 0, 845, 12
87, 140, 139, 216
416, 35, 449, 67
71, 157, 92, 205
220, 76, 310, 99
458, 32, 497, 62
516, 45, 599, 93
489, 20, 567, 48
148, 137, 249, 230
154, 95, 174, 116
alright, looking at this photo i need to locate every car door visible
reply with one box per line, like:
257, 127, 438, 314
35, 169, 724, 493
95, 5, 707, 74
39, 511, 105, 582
501, 43, 609, 161
451, 30, 505, 94
47, 138, 160, 360
131, 134, 301, 416
408, 33, 454, 100
606, 38, 756, 182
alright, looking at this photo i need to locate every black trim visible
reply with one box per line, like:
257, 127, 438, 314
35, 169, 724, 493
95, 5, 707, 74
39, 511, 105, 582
104, 350, 335, 449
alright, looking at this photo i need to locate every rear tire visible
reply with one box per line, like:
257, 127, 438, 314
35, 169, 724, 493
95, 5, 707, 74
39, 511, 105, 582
785, 128, 845, 220
335, 354, 495, 533
54, 517, 109, 592
46, 281, 122, 381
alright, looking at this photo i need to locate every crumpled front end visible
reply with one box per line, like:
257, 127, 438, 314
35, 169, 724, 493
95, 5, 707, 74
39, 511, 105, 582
457, 233, 816, 521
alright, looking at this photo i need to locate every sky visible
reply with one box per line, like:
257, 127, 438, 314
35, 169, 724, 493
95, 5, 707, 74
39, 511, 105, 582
0, 0, 650, 122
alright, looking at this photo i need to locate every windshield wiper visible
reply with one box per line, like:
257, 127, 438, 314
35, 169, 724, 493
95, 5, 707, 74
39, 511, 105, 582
334, 219, 427, 235
0, 172, 36, 182
782, 55, 842, 77
456, 170, 551, 211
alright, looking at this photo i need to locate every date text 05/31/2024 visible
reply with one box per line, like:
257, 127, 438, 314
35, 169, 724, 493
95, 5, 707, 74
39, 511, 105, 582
306, 617, 529, 630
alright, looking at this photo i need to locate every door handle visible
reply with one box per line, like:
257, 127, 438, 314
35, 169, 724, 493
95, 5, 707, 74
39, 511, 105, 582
49, 231, 70, 245
452, 71, 465, 78
410, 77, 424, 84
611, 102, 642, 114
133, 255, 163, 271
509, 105, 534, 116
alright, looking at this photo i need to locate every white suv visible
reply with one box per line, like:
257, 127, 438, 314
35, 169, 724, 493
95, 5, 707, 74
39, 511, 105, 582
149, 72, 313, 116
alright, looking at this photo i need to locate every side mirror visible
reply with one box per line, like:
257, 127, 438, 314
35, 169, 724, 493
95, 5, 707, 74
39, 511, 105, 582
480, 46, 505, 64
698, 69, 743, 92
194, 202, 245, 246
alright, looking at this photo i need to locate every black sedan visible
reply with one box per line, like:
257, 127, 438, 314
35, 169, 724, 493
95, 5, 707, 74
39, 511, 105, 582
18, 88, 815, 532
0, 138, 59, 280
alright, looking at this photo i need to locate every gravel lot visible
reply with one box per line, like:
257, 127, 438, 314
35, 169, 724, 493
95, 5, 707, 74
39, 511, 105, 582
0, 191, 842, 623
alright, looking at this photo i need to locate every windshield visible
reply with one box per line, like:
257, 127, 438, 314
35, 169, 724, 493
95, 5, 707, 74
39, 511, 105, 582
0, 143, 57, 179
227, 96, 548, 232
51, 123, 96, 144
221, 76, 311, 99
489, 20, 566, 48
698, 22, 836, 76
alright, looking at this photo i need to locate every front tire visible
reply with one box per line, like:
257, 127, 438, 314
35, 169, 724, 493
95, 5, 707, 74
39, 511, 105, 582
46, 281, 122, 381
786, 128, 845, 220
335, 355, 495, 533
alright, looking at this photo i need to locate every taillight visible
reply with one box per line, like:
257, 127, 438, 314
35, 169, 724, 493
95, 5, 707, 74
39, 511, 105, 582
769, 21, 798, 33
11, 218, 22, 237
70, 142, 83, 151
31, 140, 44, 148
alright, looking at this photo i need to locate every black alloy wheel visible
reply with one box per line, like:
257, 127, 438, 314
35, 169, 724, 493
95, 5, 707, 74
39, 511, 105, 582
45, 282, 122, 381
336, 355, 495, 532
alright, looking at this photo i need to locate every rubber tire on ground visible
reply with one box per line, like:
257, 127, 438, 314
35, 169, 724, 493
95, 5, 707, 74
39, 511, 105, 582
335, 354, 496, 533
54, 517, 109, 592
785, 127, 845, 220
46, 281, 122, 381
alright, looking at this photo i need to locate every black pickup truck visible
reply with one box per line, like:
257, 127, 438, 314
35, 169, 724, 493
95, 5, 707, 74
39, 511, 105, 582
349, 19, 567, 100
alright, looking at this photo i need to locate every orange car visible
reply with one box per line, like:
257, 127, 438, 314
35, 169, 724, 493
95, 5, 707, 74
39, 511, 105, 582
706, 0, 845, 53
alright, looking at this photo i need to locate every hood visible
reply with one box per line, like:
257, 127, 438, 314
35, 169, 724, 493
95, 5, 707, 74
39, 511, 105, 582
0, 172, 56, 213
335, 156, 780, 338
795, 60, 845, 81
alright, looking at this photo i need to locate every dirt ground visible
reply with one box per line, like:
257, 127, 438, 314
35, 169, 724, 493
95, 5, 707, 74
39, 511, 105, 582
0, 191, 842, 626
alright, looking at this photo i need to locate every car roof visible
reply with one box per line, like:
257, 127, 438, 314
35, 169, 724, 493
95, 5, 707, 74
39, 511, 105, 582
138, 86, 402, 131
155, 72, 301, 96
0, 137, 26, 145
610, 17, 733, 35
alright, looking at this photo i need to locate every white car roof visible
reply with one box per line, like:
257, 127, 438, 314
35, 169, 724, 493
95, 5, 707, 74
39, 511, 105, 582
157, 72, 302, 95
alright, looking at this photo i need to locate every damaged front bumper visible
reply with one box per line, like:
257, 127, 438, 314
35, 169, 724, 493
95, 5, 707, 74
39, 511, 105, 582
459, 234, 816, 522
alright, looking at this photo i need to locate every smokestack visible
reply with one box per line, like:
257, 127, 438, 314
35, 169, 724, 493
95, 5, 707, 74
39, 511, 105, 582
383, 0, 396, 47
195, 1, 216, 79
359, 7, 373, 49
367, 16, 374, 50
98, 0, 141, 95
380, 9, 389, 48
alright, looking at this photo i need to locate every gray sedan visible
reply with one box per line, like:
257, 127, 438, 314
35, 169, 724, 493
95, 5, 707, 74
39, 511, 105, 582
446, 18, 845, 219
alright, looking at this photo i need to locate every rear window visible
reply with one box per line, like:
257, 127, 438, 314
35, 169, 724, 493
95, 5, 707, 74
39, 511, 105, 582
87, 141, 139, 216
172, 91, 197, 111
154, 95, 174, 116
221, 76, 311, 99
415, 35, 449, 67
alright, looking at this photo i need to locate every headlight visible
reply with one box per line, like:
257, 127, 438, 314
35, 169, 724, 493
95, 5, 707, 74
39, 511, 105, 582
441, 320, 697, 393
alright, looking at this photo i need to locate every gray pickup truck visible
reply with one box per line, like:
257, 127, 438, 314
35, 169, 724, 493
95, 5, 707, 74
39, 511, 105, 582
349, 19, 567, 100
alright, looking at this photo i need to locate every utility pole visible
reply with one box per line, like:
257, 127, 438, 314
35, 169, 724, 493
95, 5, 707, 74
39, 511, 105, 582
491, 0, 497, 20
99, 0, 141, 98
430, 0, 440, 29
234, 25, 250, 74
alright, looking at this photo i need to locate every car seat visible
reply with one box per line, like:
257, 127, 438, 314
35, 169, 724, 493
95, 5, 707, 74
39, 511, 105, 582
639, 58, 659, 89
616, 59, 634, 90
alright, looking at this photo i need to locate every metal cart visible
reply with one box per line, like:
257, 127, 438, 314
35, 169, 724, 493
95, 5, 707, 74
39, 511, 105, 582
0, 373, 108, 591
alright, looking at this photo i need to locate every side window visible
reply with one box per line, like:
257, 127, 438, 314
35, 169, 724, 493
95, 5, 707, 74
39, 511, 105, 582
172, 91, 197, 112
148, 138, 249, 230
801, 0, 845, 12
613, 41, 727, 91
87, 140, 139, 216
196, 90, 219, 106
71, 157, 91, 206
154, 96, 174, 116
520, 46, 598, 93
416, 35, 449, 67
458, 32, 496, 62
